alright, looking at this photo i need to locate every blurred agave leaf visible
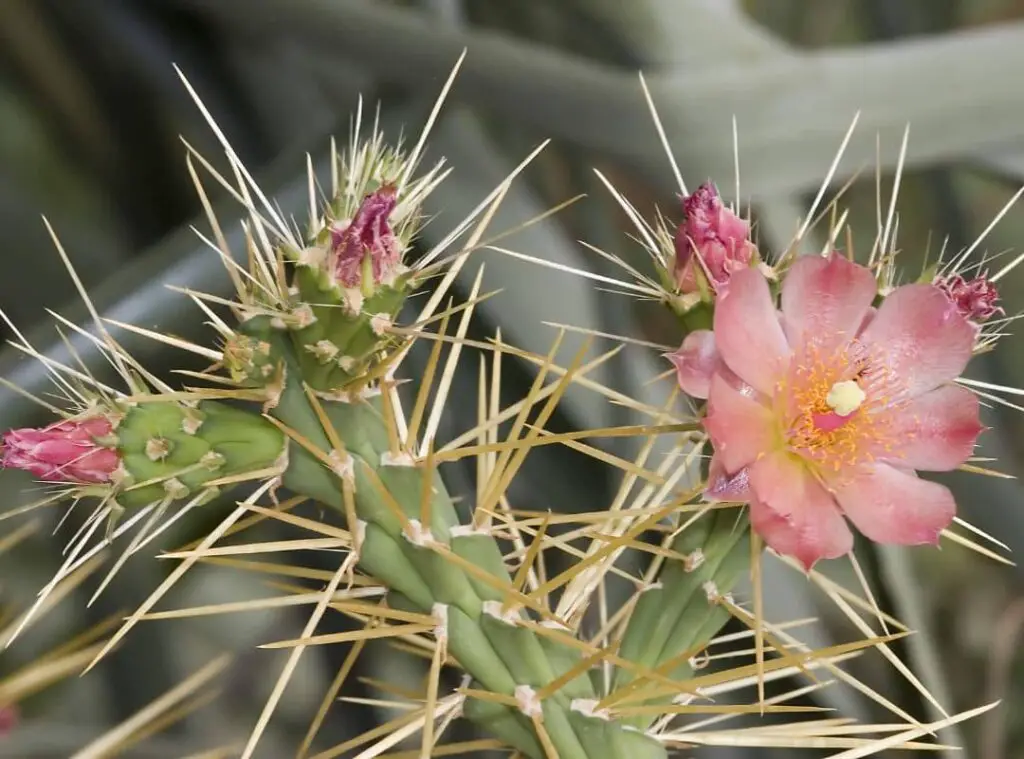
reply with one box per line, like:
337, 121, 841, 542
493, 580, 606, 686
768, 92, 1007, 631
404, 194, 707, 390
185, 0, 1024, 198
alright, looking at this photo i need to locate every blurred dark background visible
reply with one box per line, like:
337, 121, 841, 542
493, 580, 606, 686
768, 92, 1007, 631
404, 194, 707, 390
1, 1, 1024, 757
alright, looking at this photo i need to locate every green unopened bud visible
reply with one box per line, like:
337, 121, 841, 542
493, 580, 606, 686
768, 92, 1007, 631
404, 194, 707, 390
114, 401, 287, 509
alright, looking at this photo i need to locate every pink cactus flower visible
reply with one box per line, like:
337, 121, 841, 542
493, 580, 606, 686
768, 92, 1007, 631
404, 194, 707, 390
1, 417, 119, 484
673, 182, 756, 294
692, 252, 983, 570
330, 185, 402, 289
936, 273, 1003, 323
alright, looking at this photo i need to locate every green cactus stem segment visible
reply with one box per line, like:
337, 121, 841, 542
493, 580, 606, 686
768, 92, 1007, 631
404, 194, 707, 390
613, 507, 752, 730
235, 317, 667, 759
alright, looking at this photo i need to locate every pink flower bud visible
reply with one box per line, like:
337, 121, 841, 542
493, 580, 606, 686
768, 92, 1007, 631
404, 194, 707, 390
935, 273, 1003, 323
673, 182, 756, 294
330, 185, 402, 289
1, 417, 119, 484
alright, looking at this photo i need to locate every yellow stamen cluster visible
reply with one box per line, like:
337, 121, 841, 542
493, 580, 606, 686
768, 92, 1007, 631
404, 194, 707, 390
778, 338, 907, 477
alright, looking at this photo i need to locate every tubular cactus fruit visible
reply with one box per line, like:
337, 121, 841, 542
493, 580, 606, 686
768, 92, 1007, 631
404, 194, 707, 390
112, 401, 288, 509
230, 317, 668, 759
2, 399, 288, 515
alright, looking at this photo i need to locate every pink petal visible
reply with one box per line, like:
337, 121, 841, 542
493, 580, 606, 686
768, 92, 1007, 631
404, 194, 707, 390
859, 283, 975, 397
67, 449, 121, 482
2, 450, 55, 479
665, 330, 718, 399
781, 253, 877, 348
705, 455, 752, 502
749, 451, 853, 570
74, 417, 115, 439
885, 384, 984, 471
834, 463, 955, 546
704, 373, 776, 473
715, 208, 751, 247
713, 267, 790, 395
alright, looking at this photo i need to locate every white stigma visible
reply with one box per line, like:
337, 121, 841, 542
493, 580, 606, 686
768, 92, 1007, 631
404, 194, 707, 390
826, 380, 866, 417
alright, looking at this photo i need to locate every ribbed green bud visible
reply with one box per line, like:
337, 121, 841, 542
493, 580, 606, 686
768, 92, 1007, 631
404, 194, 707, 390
113, 400, 287, 509
287, 264, 409, 393
269, 182, 416, 395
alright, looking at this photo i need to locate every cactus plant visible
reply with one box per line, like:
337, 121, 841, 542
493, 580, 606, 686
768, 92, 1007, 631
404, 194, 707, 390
0, 61, 1015, 758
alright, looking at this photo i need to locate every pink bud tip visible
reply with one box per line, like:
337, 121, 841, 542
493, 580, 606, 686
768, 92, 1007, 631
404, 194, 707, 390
330, 185, 402, 289
1, 417, 119, 484
0, 704, 17, 737
936, 273, 1004, 323
673, 182, 756, 295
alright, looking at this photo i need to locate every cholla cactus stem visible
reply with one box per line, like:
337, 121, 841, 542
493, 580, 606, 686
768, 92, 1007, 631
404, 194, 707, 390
228, 317, 669, 758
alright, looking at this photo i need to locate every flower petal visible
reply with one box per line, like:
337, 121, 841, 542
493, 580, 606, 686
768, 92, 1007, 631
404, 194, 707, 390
886, 384, 984, 471
704, 373, 776, 473
781, 253, 877, 348
666, 330, 717, 400
713, 266, 790, 395
834, 463, 955, 546
748, 451, 853, 570
705, 456, 752, 503
859, 283, 975, 397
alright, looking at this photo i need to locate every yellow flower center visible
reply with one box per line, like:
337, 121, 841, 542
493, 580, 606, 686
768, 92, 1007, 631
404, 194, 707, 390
776, 338, 907, 477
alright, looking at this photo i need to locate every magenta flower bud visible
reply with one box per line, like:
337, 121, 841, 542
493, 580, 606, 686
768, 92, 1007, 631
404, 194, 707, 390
330, 184, 401, 290
1, 417, 119, 484
936, 273, 1004, 323
673, 182, 756, 294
